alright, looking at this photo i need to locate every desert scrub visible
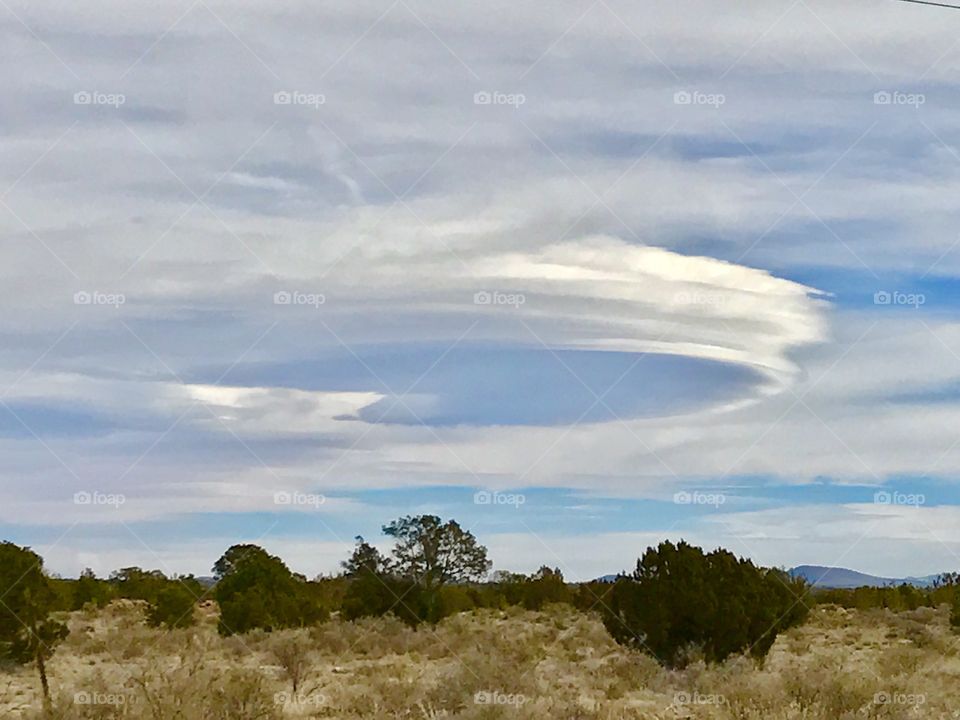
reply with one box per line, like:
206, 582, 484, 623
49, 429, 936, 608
8, 602, 960, 719
266, 632, 314, 693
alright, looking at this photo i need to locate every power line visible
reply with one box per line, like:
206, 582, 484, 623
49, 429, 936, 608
892, 0, 960, 10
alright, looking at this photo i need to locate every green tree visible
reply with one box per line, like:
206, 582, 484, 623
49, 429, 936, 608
0, 542, 69, 711
383, 515, 491, 587
213, 544, 264, 580
146, 584, 197, 629
341, 536, 386, 578
71, 568, 112, 610
341, 537, 394, 620
522, 567, 572, 610
491, 570, 528, 607
950, 587, 960, 632
382, 515, 490, 623
339, 519, 491, 625
340, 536, 425, 625
604, 541, 809, 667
108, 566, 169, 604
213, 544, 325, 635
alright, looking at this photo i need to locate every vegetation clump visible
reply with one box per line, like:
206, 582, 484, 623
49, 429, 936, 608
603, 540, 810, 666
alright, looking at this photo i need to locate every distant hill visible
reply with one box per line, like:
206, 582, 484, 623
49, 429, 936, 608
789, 565, 942, 589
594, 566, 945, 588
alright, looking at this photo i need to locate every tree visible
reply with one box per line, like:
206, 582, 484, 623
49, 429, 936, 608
522, 567, 572, 610
932, 573, 960, 623
341, 536, 386, 577
491, 570, 528, 607
383, 516, 491, 589
382, 515, 490, 623
213, 544, 325, 635
339, 519, 491, 625
487, 567, 572, 610
213, 544, 265, 580
340, 536, 424, 625
604, 541, 809, 667
146, 584, 197, 629
0, 542, 69, 711
71, 568, 112, 610
108, 566, 169, 604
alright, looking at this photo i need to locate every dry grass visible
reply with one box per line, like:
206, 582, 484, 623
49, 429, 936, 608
4, 602, 960, 718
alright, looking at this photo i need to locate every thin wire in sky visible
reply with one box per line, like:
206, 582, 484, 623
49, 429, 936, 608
892, 0, 960, 10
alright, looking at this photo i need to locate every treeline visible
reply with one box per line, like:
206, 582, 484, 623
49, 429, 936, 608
1, 515, 835, 707
813, 584, 936, 611
48, 560, 606, 625
811, 574, 960, 628
41, 556, 599, 629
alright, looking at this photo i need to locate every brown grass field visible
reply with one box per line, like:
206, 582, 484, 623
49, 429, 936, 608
3, 601, 960, 719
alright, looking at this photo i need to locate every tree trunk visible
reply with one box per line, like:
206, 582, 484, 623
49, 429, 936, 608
36, 649, 51, 715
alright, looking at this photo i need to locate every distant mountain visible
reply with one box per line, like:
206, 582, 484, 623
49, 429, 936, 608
789, 565, 942, 589
593, 566, 945, 588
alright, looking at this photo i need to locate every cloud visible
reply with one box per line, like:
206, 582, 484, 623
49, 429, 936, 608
4, 0, 960, 575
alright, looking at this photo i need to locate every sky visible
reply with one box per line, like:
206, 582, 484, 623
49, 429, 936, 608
3, 0, 960, 580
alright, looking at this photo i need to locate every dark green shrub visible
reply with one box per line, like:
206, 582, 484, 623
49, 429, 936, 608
147, 584, 197, 629
0, 542, 69, 710
71, 568, 113, 610
603, 540, 810, 667
341, 571, 426, 627
213, 545, 326, 635
521, 567, 572, 610
950, 589, 960, 632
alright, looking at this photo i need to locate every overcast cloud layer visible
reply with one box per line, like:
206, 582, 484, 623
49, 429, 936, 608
3, 0, 960, 578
